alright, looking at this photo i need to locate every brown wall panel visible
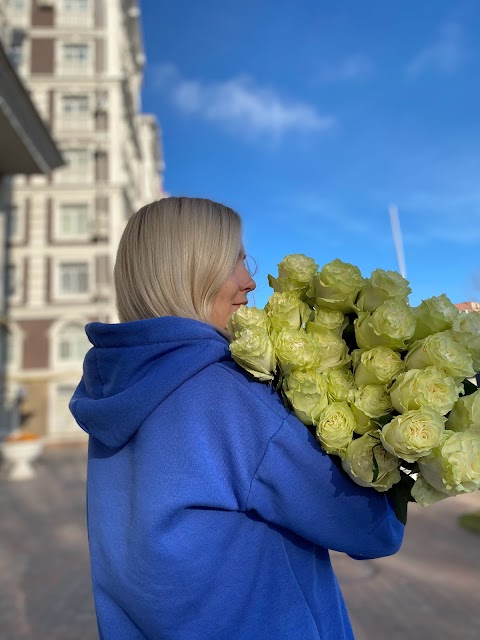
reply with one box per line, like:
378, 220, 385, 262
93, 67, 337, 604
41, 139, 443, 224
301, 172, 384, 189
31, 38, 54, 74
23, 256, 29, 305
48, 89, 55, 130
46, 198, 53, 244
95, 255, 110, 284
95, 195, 109, 213
95, 152, 109, 182
95, 111, 108, 131
95, 38, 105, 73
45, 256, 52, 303
18, 319, 53, 369
94, 0, 105, 28
25, 198, 31, 245
31, 1, 55, 27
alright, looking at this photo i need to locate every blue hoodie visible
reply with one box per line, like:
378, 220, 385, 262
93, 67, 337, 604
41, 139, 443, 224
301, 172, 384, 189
70, 316, 404, 640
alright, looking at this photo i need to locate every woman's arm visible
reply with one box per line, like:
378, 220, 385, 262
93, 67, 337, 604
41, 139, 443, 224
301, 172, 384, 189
245, 412, 404, 558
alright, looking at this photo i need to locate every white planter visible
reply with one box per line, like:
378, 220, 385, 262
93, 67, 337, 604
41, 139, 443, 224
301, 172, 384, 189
1, 438, 45, 481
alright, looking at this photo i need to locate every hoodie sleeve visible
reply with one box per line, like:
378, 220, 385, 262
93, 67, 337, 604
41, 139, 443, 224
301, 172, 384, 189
245, 412, 404, 559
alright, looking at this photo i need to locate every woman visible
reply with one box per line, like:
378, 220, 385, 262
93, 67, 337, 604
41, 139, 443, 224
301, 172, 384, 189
70, 197, 404, 640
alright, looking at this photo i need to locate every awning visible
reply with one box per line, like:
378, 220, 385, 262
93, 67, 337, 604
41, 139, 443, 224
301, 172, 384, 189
0, 40, 63, 175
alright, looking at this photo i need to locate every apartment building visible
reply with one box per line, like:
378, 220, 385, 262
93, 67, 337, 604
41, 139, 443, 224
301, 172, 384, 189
1, 0, 166, 442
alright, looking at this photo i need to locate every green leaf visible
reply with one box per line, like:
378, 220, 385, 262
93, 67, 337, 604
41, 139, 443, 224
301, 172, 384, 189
387, 471, 416, 525
342, 320, 358, 352
374, 414, 394, 428
371, 448, 379, 482
461, 379, 478, 397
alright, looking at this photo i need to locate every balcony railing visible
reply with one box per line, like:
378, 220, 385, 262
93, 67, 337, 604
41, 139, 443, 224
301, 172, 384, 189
57, 115, 93, 133
57, 12, 93, 28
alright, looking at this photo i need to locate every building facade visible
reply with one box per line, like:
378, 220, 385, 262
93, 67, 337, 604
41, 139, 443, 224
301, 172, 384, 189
1, 0, 165, 442
455, 301, 480, 314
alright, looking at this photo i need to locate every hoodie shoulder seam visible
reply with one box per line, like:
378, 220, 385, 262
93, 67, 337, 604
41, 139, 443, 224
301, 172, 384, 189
212, 362, 290, 421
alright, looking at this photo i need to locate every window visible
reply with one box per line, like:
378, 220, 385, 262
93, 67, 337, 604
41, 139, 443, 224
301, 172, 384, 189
58, 148, 91, 183
10, 0, 26, 11
62, 95, 89, 114
59, 263, 89, 294
9, 31, 25, 69
5, 325, 21, 369
6, 333, 14, 366
63, 148, 88, 168
63, 148, 89, 174
59, 204, 89, 236
62, 43, 89, 67
58, 324, 90, 361
63, 0, 88, 11
9, 205, 19, 238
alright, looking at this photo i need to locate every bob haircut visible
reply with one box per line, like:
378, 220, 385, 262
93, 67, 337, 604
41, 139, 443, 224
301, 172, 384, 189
114, 196, 243, 325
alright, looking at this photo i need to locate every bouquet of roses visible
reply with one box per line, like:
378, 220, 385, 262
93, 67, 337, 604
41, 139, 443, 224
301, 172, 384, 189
228, 254, 480, 523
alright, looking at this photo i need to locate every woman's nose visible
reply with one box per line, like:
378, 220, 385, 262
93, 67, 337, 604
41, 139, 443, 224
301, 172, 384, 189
245, 273, 256, 292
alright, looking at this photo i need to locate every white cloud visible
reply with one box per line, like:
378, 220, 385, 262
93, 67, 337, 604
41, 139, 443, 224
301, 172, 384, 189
407, 23, 464, 77
150, 63, 335, 140
316, 54, 374, 83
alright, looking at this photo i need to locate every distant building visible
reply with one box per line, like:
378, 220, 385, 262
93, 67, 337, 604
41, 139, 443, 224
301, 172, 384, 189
0, 0, 166, 442
455, 302, 480, 383
0, 0, 63, 434
455, 301, 480, 313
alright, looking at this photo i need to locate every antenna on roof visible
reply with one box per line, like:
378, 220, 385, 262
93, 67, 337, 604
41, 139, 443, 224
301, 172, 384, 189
389, 204, 407, 278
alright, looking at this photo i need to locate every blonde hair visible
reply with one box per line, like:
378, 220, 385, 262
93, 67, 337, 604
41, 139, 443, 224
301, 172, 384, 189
114, 197, 243, 325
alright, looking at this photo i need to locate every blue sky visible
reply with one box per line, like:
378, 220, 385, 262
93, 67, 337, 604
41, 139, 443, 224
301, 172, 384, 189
140, 0, 480, 309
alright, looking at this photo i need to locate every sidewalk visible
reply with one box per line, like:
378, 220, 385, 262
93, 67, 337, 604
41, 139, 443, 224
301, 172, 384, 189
0, 446, 479, 640
331, 490, 480, 640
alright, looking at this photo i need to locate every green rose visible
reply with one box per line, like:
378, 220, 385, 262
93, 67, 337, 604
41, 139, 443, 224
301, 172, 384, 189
274, 328, 321, 375
311, 259, 366, 313
411, 475, 450, 507
350, 403, 377, 435
446, 390, 480, 434
405, 331, 475, 381
410, 294, 459, 342
342, 431, 401, 491
265, 292, 310, 332
305, 326, 351, 373
283, 369, 329, 426
356, 269, 411, 313
227, 306, 270, 336
324, 368, 356, 403
450, 311, 480, 371
307, 307, 348, 337
417, 430, 480, 497
354, 299, 416, 351
354, 346, 404, 387
349, 385, 393, 436
315, 402, 355, 457
390, 367, 463, 416
230, 327, 276, 382
268, 254, 318, 299
352, 384, 393, 419
380, 407, 446, 463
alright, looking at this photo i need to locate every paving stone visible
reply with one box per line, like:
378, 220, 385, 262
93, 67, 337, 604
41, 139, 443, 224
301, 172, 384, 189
1, 446, 479, 639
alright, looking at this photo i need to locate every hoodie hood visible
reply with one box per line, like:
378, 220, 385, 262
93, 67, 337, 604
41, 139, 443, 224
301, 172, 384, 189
70, 316, 231, 448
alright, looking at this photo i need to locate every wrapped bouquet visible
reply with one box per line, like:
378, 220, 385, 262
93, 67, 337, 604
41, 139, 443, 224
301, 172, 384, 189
228, 255, 480, 523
